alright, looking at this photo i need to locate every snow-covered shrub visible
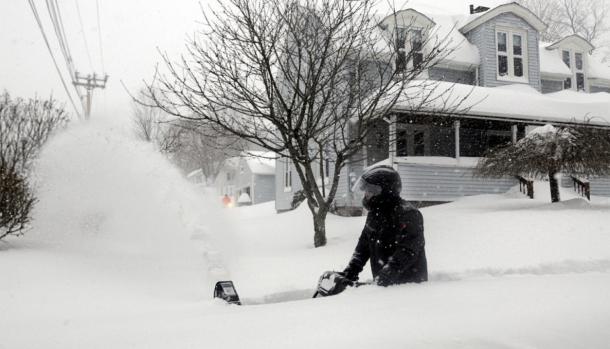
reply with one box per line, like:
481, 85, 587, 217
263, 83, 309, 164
0, 92, 68, 239
0, 164, 35, 239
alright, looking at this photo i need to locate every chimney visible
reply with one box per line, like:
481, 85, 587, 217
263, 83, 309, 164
469, 5, 491, 14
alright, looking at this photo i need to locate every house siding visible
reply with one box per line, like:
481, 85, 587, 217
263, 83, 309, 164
275, 158, 302, 211
396, 162, 517, 201
465, 13, 541, 91
252, 174, 275, 204
561, 175, 610, 198
590, 85, 610, 93
541, 79, 564, 93
429, 67, 476, 85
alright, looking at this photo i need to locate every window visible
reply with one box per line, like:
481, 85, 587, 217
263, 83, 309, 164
496, 30, 527, 80
563, 50, 586, 91
283, 160, 292, 191
395, 28, 407, 72
513, 34, 524, 77
562, 50, 571, 67
497, 32, 508, 76
575, 52, 585, 91
459, 119, 512, 157
395, 115, 455, 157
575, 52, 583, 70
411, 29, 423, 69
396, 28, 424, 72
226, 172, 233, 181
576, 73, 585, 91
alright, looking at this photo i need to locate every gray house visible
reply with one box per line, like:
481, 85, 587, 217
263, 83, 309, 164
216, 151, 276, 206
275, 2, 610, 213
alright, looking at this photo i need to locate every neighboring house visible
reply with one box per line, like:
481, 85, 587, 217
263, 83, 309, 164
276, 2, 610, 213
216, 151, 276, 205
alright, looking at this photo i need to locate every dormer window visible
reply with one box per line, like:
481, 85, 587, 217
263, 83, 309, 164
396, 28, 424, 73
575, 52, 585, 91
562, 49, 587, 92
496, 29, 527, 81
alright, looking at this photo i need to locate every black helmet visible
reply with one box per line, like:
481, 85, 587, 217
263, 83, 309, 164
353, 165, 402, 209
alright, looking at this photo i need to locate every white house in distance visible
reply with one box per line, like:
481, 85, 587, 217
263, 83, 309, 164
275, 2, 610, 214
216, 151, 276, 205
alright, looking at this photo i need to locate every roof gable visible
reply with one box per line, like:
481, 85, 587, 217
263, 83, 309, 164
378, 8, 436, 30
459, 2, 546, 34
547, 34, 595, 52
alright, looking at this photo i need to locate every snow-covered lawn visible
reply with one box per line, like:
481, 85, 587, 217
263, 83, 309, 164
1, 121, 610, 348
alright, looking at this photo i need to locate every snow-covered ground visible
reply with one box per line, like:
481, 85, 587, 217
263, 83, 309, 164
1, 121, 610, 348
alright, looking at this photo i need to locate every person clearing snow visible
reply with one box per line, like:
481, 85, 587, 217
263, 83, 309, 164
317, 166, 428, 296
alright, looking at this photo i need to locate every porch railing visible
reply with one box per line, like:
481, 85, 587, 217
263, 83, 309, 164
515, 175, 534, 199
571, 176, 591, 201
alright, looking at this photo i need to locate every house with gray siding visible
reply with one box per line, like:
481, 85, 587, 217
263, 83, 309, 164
216, 151, 276, 206
275, 2, 610, 213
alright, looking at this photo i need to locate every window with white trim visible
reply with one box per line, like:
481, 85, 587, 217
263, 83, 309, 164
562, 49, 586, 92
395, 28, 424, 73
575, 52, 585, 91
283, 160, 292, 191
563, 50, 572, 89
496, 30, 527, 80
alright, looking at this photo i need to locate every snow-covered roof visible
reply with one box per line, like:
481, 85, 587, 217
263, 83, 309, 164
459, 2, 547, 34
393, 81, 610, 126
547, 34, 595, 52
540, 41, 610, 82
242, 151, 276, 175
588, 54, 610, 82
539, 43, 572, 78
429, 13, 480, 67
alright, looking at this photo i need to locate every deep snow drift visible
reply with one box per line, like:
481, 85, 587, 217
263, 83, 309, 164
2, 121, 610, 348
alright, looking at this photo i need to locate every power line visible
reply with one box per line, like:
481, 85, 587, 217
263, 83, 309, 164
27, 0, 82, 118
95, 0, 106, 73
74, 0, 94, 71
45, 0, 75, 78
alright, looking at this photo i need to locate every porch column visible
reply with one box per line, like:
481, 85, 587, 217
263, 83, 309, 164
512, 124, 518, 144
454, 120, 460, 160
389, 114, 397, 169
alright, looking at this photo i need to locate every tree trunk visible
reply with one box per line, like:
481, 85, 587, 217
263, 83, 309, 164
549, 170, 560, 203
312, 207, 328, 248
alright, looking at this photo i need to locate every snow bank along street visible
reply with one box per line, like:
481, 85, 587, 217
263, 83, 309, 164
1, 121, 610, 348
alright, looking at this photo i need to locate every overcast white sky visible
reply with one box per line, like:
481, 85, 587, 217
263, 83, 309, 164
1, 0, 510, 122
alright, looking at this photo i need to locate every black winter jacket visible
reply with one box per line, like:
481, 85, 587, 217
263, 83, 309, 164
343, 198, 428, 285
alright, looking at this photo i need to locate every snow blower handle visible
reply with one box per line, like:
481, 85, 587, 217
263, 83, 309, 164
312, 271, 357, 298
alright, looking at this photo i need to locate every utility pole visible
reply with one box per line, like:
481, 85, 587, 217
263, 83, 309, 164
73, 72, 109, 119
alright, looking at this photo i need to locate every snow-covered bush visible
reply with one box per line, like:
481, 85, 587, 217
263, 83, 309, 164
0, 92, 68, 239
0, 164, 35, 239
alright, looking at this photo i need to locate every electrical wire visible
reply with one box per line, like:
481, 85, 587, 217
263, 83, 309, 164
74, 0, 94, 72
95, 0, 106, 73
27, 0, 82, 118
45, 0, 75, 78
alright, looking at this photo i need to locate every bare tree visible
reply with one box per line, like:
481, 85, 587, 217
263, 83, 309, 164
132, 91, 185, 155
475, 123, 610, 203
174, 121, 243, 182
519, 0, 609, 45
0, 92, 69, 239
144, 0, 458, 247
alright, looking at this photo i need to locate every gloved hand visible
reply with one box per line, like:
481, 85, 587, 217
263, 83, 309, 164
339, 270, 358, 283
335, 271, 355, 287
375, 265, 395, 287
